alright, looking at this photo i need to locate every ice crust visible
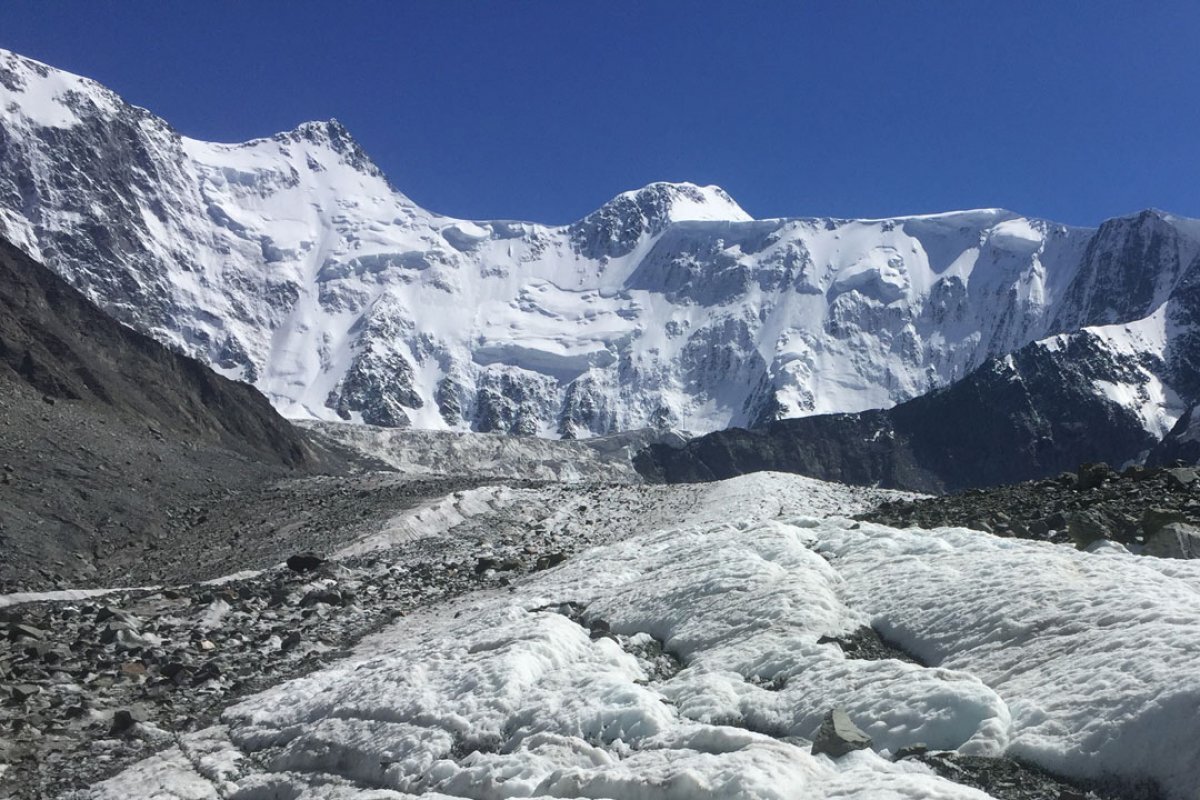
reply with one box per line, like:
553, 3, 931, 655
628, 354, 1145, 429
76, 473, 1200, 799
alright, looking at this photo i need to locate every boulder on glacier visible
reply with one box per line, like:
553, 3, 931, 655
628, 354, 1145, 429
1143, 522, 1200, 559
811, 708, 873, 758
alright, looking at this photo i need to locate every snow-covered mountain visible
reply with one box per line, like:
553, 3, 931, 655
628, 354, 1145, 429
3, 47, 1200, 438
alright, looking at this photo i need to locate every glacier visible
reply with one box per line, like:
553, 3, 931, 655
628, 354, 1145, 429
3, 47, 1200, 438
70, 472, 1200, 800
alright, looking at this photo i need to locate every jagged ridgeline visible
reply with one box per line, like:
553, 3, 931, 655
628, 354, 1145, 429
3, 48, 1199, 447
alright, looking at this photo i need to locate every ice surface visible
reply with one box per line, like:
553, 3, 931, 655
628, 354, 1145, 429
76, 473, 1200, 799
821, 522, 1200, 797
0, 586, 156, 610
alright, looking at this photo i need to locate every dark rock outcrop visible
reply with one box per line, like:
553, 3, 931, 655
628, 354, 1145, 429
635, 334, 1161, 493
863, 462, 1200, 555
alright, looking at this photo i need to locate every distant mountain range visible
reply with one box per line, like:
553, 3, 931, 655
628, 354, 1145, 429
2, 47, 1199, 489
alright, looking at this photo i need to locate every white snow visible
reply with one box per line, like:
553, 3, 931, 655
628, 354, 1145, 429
986, 217, 1045, 256
0, 586, 155, 610
0, 50, 120, 128
1037, 306, 1184, 437
0, 570, 263, 609
77, 473, 1200, 799
11, 47, 1194, 439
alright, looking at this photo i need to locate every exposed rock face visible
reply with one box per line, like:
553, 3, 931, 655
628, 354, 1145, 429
3, 48, 1200, 439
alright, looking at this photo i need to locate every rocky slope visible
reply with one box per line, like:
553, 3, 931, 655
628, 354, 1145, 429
0, 238, 312, 465
3, 48, 1200, 440
300, 420, 682, 482
0, 236, 330, 590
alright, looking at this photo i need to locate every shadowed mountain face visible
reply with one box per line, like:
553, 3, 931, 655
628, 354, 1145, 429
0, 238, 312, 466
634, 333, 1164, 493
1148, 404, 1200, 467
0, 238, 319, 588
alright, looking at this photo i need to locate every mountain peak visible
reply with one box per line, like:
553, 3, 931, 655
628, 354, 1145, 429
284, 118, 352, 143
0, 48, 123, 130
273, 118, 384, 178
604, 181, 752, 224
569, 181, 751, 259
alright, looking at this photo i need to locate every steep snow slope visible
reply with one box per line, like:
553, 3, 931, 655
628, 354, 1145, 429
3, 48, 1200, 437
75, 473, 1200, 799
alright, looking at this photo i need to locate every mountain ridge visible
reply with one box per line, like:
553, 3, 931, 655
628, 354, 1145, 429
2, 46, 1199, 445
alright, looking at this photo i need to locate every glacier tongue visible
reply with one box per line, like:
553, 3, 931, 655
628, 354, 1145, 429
3, 47, 1200, 438
76, 473, 1200, 799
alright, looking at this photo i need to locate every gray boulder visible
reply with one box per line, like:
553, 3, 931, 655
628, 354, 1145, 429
1141, 507, 1188, 538
1066, 509, 1111, 549
1165, 467, 1200, 490
1143, 522, 1200, 559
811, 708, 872, 758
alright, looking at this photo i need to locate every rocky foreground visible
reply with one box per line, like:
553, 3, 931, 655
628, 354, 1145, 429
864, 461, 1200, 557
4, 475, 876, 799
4, 468, 1196, 799
57, 472, 1194, 800
0, 481, 599, 799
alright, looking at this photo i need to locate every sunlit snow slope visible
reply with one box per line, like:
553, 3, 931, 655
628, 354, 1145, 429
76, 473, 1200, 800
3, 48, 1200, 437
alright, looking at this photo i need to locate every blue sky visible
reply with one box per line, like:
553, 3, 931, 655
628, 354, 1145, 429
2, 2, 1197, 225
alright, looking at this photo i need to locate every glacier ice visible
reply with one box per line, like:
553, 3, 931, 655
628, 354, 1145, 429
76, 473, 1200, 799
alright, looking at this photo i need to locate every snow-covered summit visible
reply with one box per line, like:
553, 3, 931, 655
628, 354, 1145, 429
2, 46, 1199, 438
266, 118, 389, 180
569, 181, 752, 261
592, 181, 752, 225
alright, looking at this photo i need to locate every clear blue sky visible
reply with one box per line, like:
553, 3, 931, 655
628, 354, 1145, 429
2, 2, 1197, 226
